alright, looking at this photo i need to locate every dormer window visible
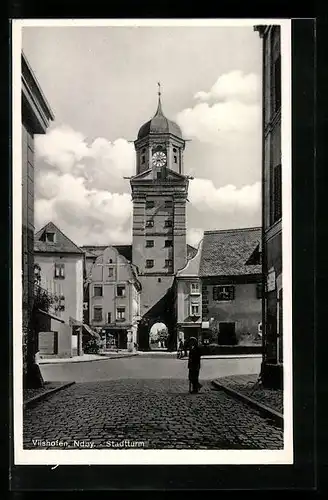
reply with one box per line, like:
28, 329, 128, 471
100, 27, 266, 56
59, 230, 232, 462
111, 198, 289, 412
164, 219, 173, 228
141, 155, 145, 164
146, 220, 154, 228
174, 156, 177, 163
46, 232, 55, 243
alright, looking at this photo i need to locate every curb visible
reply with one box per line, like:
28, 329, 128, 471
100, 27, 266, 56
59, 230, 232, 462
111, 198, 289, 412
175, 354, 261, 360
202, 354, 261, 360
24, 382, 76, 409
39, 353, 138, 365
211, 380, 284, 428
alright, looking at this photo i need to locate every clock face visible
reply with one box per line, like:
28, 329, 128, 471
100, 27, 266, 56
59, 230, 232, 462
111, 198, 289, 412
152, 151, 167, 167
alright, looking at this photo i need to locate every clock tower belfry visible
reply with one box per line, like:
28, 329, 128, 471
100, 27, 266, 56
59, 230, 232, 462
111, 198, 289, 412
130, 85, 189, 347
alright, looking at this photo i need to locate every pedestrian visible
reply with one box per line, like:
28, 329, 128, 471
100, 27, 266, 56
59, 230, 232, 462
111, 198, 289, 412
178, 339, 184, 359
188, 337, 202, 394
183, 339, 188, 358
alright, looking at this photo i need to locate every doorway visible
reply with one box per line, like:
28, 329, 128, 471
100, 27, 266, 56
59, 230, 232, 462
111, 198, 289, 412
149, 322, 168, 350
218, 322, 237, 345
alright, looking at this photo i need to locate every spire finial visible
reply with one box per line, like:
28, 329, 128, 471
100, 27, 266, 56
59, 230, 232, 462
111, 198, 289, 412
155, 81, 163, 116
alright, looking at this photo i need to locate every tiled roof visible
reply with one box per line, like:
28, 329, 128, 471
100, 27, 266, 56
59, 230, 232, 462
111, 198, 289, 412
199, 227, 262, 277
34, 222, 83, 254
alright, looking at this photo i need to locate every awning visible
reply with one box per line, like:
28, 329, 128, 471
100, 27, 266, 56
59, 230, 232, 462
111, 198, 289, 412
69, 316, 83, 326
82, 323, 100, 339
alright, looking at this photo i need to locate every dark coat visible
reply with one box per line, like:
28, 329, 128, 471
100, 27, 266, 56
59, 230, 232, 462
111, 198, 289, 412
188, 346, 201, 370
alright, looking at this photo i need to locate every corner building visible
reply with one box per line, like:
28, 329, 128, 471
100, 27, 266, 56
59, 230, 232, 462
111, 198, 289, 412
130, 93, 189, 350
254, 25, 282, 388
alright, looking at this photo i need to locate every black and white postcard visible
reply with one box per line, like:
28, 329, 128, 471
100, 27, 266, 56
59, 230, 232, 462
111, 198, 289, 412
12, 18, 293, 467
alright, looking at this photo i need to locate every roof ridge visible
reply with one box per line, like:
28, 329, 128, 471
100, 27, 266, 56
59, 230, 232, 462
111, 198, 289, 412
204, 226, 261, 235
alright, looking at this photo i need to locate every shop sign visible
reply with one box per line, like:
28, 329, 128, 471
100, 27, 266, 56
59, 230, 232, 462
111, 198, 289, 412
267, 268, 276, 292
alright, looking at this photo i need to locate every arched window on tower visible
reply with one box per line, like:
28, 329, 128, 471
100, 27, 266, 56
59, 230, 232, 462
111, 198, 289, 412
173, 147, 178, 164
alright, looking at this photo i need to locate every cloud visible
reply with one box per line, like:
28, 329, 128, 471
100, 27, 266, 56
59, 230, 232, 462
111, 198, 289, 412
34, 121, 260, 248
34, 125, 134, 245
189, 178, 261, 215
194, 70, 260, 104
176, 70, 261, 145
187, 228, 204, 248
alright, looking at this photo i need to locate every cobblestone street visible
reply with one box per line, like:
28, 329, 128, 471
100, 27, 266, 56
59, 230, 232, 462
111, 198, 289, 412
24, 371, 283, 450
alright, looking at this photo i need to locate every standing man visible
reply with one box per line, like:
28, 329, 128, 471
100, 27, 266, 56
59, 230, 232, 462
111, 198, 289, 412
188, 337, 202, 394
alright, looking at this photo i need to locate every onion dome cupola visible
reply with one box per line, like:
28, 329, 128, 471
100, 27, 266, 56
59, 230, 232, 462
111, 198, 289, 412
134, 83, 185, 176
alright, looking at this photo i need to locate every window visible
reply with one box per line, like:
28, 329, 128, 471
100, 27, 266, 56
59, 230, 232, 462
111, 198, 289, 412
107, 312, 111, 324
273, 54, 281, 112
165, 200, 173, 208
158, 278, 161, 283
256, 283, 263, 299
164, 240, 173, 247
94, 285, 103, 297
173, 148, 177, 153
146, 240, 154, 248
164, 219, 173, 228
213, 285, 235, 301
54, 263, 65, 279
174, 155, 177, 163
93, 306, 102, 322
117, 285, 126, 297
146, 220, 154, 228
273, 163, 282, 222
83, 302, 88, 311
146, 259, 154, 268
46, 232, 55, 243
141, 155, 145, 164
164, 259, 173, 268
156, 171, 162, 180
190, 303, 200, 316
108, 267, 114, 277
190, 282, 200, 295
116, 307, 125, 321
146, 200, 155, 209
142, 148, 146, 154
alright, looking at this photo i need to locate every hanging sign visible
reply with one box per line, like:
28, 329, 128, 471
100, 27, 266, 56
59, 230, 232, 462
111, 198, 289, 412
267, 268, 276, 292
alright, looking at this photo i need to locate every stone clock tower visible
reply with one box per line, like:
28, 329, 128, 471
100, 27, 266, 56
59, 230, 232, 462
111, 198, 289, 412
130, 86, 189, 349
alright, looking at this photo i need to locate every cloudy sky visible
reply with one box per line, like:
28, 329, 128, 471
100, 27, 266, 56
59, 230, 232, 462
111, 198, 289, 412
22, 24, 262, 248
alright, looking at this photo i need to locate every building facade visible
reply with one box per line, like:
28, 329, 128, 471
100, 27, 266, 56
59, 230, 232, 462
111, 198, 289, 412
21, 52, 54, 376
199, 228, 262, 345
34, 221, 84, 357
174, 240, 203, 343
86, 246, 141, 351
255, 25, 283, 388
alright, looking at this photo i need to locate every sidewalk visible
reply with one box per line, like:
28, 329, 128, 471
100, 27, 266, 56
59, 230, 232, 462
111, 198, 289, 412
137, 351, 261, 359
39, 351, 137, 364
212, 374, 283, 426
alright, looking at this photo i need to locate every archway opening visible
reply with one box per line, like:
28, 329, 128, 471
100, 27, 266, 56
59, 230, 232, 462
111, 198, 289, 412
149, 322, 168, 351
